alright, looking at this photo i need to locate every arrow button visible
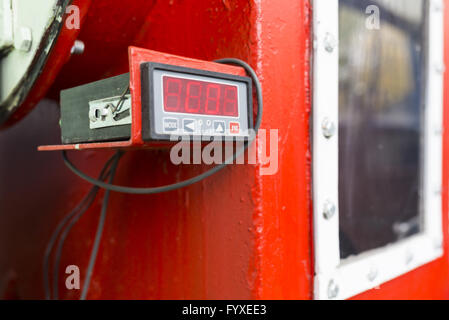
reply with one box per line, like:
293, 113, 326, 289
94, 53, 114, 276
183, 119, 195, 133
213, 121, 225, 134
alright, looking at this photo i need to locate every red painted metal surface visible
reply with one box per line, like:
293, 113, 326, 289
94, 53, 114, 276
1, 0, 313, 299
1, 0, 448, 300
249, 0, 313, 299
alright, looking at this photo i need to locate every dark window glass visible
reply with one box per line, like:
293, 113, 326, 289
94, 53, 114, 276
338, 0, 428, 259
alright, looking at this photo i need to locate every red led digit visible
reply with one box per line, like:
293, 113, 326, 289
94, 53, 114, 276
164, 77, 182, 111
205, 84, 221, 115
185, 81, 202, 112
223, 86, 238, 116
164, 76, 239, 117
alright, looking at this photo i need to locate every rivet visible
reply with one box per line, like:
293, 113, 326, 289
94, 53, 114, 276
322, 118, 336, 139
323, 200, 336, 220
70, 40, 85, 55
434, 239, 443, 250
435, 127, 443, 135
323, 32, 337, 53
327, 280, 339, 299
435, 64, 445, 74
367, 266, 378, 282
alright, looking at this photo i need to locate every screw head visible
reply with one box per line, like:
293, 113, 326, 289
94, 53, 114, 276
323, 200, 336, 220
70, 40, 85, 55
323, 32, 337, 53
100, 106, 111, 120
435, 63, 445, 74
322, 118, 336, 138
327, 280, 339, 299
434, 239, 443, 250
367, 266, 378, 282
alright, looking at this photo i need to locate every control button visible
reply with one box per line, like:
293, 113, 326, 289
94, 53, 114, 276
163, 118, 178, 133
229, 122, 240, 134
206, 120, 212, 127
183, 119, 196, 133
213, 121, 225, 134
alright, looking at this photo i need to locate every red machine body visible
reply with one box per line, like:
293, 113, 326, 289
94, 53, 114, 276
0, 0, 448, 300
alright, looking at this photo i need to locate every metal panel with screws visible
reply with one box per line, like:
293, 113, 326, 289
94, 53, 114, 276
60, 73, 131, 144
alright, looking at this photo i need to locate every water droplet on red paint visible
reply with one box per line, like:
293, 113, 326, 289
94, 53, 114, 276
222, 0, 231, 10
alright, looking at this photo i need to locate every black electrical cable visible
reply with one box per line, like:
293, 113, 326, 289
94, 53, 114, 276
80, 152, 122, 300
52, 154, 122, 300
62, 58, 263, 194
50, 58, 261, 299
43, 152, 118, 300
51, 189, 100, 299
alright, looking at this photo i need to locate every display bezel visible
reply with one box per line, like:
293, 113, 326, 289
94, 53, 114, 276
141, 62, 253, 142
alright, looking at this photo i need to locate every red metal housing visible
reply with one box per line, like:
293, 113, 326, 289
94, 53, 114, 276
0, 0, 448, 300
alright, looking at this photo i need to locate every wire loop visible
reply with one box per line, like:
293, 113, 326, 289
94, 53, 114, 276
62, 58, 263, 194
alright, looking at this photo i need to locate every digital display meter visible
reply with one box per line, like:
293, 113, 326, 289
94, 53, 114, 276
141, 62, 253, 141
163, 76, 239, 117
48, 48, 257, 151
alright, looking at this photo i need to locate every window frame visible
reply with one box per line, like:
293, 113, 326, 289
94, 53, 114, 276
312, 0, 444, 300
